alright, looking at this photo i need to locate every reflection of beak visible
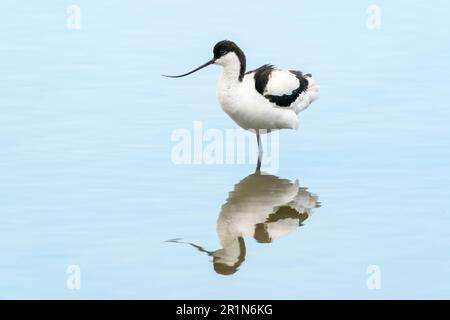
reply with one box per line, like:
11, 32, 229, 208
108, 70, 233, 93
162, 59, 215, 78
165, 238, 214, 256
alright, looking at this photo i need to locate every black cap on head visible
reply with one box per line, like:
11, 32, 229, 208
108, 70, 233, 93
213, 40, 239, 58
213, 40, 246, 80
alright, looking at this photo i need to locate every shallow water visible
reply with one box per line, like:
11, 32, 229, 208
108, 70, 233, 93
1, 1, 449, 299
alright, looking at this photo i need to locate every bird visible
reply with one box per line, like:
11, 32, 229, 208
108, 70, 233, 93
163, 40, 319, 170
166, 171, 320, 275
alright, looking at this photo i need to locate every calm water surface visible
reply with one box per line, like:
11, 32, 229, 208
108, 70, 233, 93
1, 1, 449, 299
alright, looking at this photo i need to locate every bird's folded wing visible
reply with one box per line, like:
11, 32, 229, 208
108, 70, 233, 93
251, 66, 309, 107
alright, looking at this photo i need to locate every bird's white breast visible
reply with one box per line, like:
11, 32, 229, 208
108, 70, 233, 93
216, 73, 298, 131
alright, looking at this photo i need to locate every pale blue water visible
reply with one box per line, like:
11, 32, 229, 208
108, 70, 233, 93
1, 1, 449, 299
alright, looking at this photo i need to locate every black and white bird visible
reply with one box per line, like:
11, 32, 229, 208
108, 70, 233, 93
164, 40, 319, 165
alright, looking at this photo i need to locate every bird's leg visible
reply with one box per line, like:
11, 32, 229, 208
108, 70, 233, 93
256, 130, 263, 172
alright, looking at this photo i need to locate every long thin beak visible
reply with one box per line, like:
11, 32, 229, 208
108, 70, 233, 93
162, 59, 214, 78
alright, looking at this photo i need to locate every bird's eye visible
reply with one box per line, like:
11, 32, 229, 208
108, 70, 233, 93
220, 50, 226, 55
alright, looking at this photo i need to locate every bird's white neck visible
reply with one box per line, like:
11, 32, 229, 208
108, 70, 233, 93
215, 52, 244, 84
221, 64, 241, 84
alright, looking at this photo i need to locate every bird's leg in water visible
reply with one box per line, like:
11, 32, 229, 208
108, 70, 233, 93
256, 130, 263, 172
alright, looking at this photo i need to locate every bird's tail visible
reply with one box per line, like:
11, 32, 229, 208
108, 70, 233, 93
295, 74, 319, 113
305, 74, 319, 103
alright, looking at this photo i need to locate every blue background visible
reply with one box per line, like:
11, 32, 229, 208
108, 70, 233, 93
0, 1, 449, 298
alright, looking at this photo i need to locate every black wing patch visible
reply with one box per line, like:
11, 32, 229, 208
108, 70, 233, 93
246, 64, 275, 95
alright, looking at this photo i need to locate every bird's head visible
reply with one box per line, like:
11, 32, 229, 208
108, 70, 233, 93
163, 40, 246, 80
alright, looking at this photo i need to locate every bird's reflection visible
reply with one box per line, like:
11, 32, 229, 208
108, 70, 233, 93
167, 172, 320, 275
